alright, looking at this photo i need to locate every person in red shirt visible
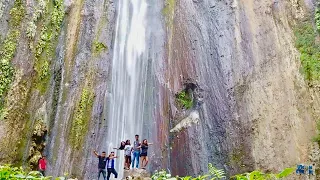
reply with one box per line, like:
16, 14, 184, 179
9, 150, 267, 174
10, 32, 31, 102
38, 155, 47, 176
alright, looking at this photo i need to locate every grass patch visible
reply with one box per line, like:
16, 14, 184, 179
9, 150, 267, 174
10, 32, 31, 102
69, 88, 94, 150
92, 41, 108, 56
294, 22, 320, 84
176, 90, 193, 109
0, 0, 25, 117
34, 0, 64, 94
313, 120, 320, 144
316, 2, 320, 32
162, 0, 175, 28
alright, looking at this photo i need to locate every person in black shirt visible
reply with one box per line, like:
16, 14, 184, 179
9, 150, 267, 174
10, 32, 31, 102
138, 139, 153, 169
113, 141, 126, 150
93, 150, 107, 180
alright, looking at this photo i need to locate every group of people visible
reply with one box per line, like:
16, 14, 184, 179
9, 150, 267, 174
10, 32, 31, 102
94, 134, 153, 180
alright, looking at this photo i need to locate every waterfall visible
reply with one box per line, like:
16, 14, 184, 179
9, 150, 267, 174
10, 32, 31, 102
106, 0, 149, 177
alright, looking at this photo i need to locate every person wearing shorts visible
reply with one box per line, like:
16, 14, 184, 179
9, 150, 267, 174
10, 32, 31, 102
139, 139, 153, 169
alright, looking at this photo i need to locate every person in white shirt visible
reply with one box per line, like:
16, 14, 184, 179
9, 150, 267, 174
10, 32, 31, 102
124, 139, 133, 170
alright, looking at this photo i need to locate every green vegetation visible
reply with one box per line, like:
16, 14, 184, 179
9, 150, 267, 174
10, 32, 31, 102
69, 88, 94, 149
152, 163, 224, 180
176, 90, 193, 109
151, 164, 294, 180
0, 164, 50, 179
228, 146, 245, 168
313, 120, 320, 143
0, 0, 25, 115
0, 164, 68, 179
231, 167, 295, 180
92, 41, 108, 56
9, 0, 25, 27
162, 0, 175, 28
294, 23, 320, 83
34, 0, 64, 94
316, 1, 320, 31
0, 31, 19, 98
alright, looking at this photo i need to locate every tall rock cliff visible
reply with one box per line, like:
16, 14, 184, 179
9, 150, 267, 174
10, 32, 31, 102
155, 0, 320, 176
0, 0, 319, 179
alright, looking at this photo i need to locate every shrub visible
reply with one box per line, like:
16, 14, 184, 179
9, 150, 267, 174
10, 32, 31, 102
231, 167, 295, 180
176, 90, 193, 109
294, 23, 320, 83
0, 164, 70, 179
92, 41, 108, 56
151, 164, 294, 180
0, 164, 50, 179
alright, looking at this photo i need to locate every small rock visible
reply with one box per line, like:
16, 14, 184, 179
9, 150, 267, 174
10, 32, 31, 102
123, 169, 151, 180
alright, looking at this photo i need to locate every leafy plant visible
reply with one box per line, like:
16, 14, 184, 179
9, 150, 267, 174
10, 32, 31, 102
294, 22, 320, 84
231, 167, 295, 180
316, 2, 320, 31
0, 164, 71, 179
0, 164, 51, 179
151, 164, 294, 180
151, 164, 225, 180
176, 90, 193, 109
208, 163, 225, 179
92, 41, 108, 56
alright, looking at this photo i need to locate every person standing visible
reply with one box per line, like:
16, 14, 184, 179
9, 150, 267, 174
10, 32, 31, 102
106, 151, 118, 180
38, 155, 47, 176
93, 150, 108, 180
124, 140, 133, 170
113, 141, 127, 168
139, 139, 153, 169
132, 134, 141, 168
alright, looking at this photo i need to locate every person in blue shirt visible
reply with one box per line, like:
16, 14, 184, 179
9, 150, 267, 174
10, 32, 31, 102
106, 151, 118, 180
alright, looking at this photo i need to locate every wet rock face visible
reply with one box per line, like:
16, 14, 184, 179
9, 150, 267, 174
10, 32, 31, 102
0, 0, 116, 178
0, 0, 319, 179
154, 0, 319, 177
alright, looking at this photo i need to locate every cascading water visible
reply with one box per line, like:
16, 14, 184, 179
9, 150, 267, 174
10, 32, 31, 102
106, 0, 149, 177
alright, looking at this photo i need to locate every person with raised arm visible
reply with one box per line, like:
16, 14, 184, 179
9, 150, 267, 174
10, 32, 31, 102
113, 141, 126, 150
106, 151, 119, 180
139, 139, 153, 169
93, 150, 107, 180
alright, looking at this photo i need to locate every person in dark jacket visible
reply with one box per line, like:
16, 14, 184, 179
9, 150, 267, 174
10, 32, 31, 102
93, 150, 108, 180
